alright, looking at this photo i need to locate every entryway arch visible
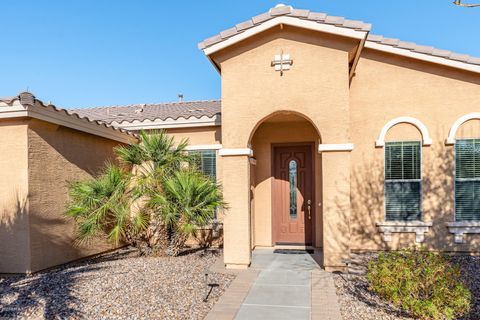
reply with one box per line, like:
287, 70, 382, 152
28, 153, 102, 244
248, 111, 323, 249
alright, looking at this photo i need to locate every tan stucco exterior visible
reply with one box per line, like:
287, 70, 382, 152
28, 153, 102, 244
203, 23, 480, 271
2, 12, 480, 273
349, 49, 480, 253
166, 126, 221, 145
0, 118, 123, 273
211, 25, 357, 269
0, 119, 30, 273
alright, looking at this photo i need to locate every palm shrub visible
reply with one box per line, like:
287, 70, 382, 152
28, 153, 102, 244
66, 164, 148, 245
113, 130, 195, 255
150, 169, 226, 256
66, 130, 225, 256
367, 248, 471, 319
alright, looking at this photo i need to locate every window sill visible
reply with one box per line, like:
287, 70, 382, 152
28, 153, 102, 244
376, 221, 433, 243
446, 221, 480, 244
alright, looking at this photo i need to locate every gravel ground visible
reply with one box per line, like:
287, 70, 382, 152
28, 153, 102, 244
333, 253, 480, 320
0, 247, 234, 320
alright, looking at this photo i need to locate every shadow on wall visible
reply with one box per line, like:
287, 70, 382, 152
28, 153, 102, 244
0, 192, 79, 318
191, 224, 224, 249
333, 145, 480, 319
335, 142, 479, 254
0, 191, 31, 273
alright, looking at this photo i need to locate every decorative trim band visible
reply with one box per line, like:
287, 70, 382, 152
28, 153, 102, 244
203, 16, 367, 55
446, 221, 480, 244
376, 221, 432, 243
375, 116, 432, 147
0, 104, 137, 144
318, 143, 354, 153
219, 148, 253, 157
184, 144, 222, 151
114, 115, 221, 130
446, 112, 480, 145
365, 41, 480, 74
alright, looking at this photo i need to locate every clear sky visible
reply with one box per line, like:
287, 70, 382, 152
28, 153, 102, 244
1, 0, 479, 108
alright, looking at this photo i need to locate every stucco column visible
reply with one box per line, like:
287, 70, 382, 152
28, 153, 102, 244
322, 151, 351, 272
221, 153, 252, 269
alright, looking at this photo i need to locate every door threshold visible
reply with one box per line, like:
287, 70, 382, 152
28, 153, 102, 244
274, 244, 315, 250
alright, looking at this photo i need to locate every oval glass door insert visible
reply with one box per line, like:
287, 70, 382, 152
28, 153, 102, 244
289, 160, 297, 219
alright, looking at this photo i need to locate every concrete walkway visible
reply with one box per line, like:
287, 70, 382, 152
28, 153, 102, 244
206, 249, 342, 320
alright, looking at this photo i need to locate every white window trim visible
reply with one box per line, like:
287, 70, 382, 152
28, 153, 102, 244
375, 117, 432, 147
318, 143, 354, 153
446, 113, 480, 145
376, 221, 432, 243
184, 144, 222, 151
219, 148, 253, 157
446, 222, 480, 244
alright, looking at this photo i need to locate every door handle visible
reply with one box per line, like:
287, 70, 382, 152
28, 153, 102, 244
307, 200, 311, 220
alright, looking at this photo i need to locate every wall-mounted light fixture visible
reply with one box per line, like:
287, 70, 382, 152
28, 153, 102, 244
453, 0, 480, 7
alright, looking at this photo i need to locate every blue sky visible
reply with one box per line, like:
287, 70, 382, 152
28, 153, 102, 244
1, 1, 479, 108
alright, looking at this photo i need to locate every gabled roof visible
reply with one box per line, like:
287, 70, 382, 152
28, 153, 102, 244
199, 4, 480, 74
199, 4, 370, 54
366, 34, 480, 67
0, 92, 138, 144
71, 100, 221, 130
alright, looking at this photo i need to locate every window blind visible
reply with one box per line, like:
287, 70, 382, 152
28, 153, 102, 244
189, 150, 216, 180
189, 150, 218, 219
455, 139, 480, 221
385, 141, 422, 221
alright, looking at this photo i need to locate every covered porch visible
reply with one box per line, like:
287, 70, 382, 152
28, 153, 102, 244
220, 111, 353, 271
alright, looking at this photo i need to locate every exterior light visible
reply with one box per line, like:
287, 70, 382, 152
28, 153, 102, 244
453, 0, 480, 7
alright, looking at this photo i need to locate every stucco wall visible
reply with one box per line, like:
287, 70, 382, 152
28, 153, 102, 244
166, 126, 221, 145
213, 25, 356, 268
213, 25, 356, 147
350, 49, 480, 252
0, 119, 30, 273
27, 119, 122, 272
210, 23, 480, 269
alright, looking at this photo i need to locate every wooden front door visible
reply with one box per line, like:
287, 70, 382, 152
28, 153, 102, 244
272, 144, 314, 245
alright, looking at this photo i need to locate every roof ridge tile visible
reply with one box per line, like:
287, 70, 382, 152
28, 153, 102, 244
198, 6, 478, 69
269, 5, 292, 16
307, 12, 327, 21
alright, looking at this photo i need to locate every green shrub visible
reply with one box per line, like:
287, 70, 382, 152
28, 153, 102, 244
367, 248, 471, 319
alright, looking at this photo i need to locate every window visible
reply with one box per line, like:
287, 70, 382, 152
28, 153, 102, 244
385, 141, 422, 221
189, 150, 217, 180
289, 160, 297, 219
455, 139, 480, 221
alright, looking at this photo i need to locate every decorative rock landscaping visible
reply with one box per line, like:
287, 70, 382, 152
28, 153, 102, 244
0, 247, 234, 319
333, 253, 480, 320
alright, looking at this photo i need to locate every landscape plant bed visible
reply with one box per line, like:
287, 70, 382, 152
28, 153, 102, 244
333, 253, 480, 320
0, 247, 234, 319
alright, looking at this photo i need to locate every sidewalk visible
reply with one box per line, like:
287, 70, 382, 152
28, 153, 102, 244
206, 248, 342, 320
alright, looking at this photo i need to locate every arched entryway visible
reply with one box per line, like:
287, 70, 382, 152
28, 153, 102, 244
248, 111, 322, 249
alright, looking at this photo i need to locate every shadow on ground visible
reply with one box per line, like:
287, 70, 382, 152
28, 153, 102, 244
0, 248, 134, 319
335, 253, 480, 320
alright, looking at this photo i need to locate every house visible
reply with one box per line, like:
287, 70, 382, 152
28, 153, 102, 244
0, 92, 137, 273
1, 4, 480, 273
